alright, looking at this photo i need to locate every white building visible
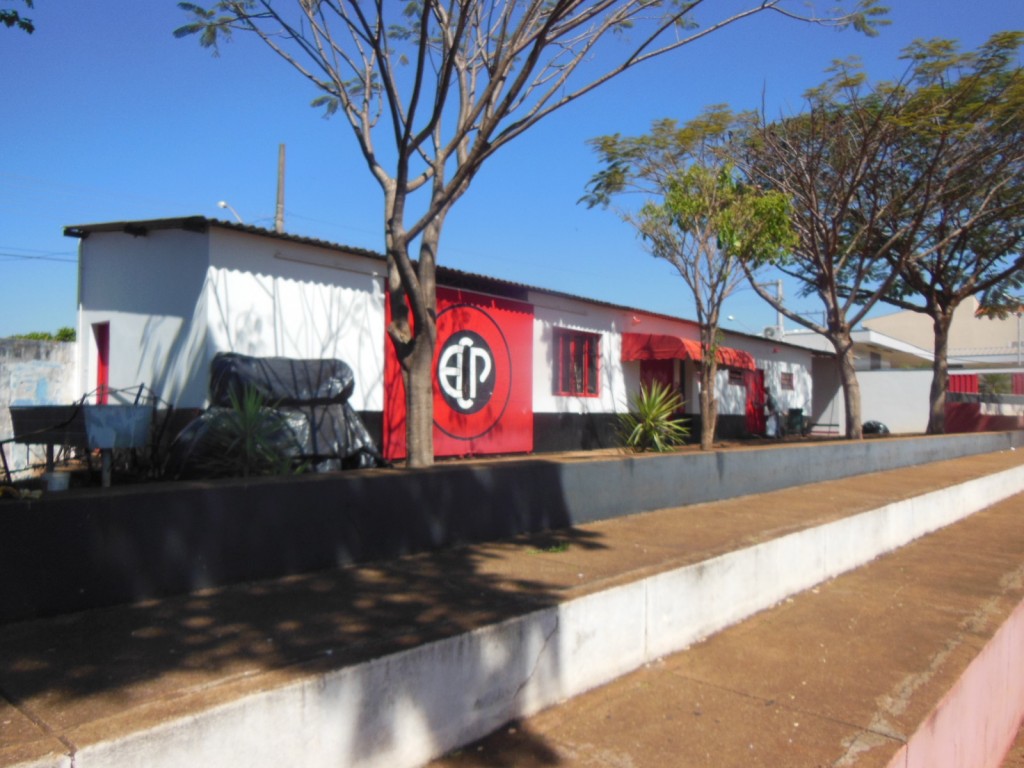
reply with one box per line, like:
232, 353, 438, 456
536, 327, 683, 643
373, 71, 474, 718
66, 216, 819, 460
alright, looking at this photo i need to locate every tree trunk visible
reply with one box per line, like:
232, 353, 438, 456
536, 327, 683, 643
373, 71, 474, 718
699, 364, 718, 450
833, 333, 863, 440
384, 188, 439, 468
699, 326, 718, 450
926, 310, 953, 435
402, 225, 440, 468
403, 331, 436, 468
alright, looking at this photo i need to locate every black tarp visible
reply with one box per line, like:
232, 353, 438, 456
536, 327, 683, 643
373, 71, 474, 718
168, 353, 384, 478
209, 353, 356, 407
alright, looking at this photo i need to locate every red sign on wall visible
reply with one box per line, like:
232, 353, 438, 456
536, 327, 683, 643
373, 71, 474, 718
383, 287, 534, 460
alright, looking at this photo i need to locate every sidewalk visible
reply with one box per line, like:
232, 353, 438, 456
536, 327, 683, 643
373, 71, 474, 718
2, 449, 1023, 767
432, 455, 1024, 768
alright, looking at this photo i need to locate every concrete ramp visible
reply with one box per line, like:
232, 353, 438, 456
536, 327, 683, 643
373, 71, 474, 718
2, 450, 1023, 768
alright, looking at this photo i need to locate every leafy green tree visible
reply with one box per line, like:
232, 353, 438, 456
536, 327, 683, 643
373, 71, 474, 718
1, 0, 34, 34
176, 0, 884, 466
875, 33, 1024, 433
584, 108, 793, 449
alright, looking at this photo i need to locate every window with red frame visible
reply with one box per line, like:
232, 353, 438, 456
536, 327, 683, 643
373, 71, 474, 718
554, 329, 600, 396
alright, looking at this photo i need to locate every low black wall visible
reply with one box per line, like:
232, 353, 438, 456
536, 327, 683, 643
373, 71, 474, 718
2, 432, 1020, 624
530, 413, 748, 452
357, 411, 746, 457
532, 413, 619, 452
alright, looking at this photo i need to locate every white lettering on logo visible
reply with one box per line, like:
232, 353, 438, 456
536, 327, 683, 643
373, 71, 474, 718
438, 337, 493, 411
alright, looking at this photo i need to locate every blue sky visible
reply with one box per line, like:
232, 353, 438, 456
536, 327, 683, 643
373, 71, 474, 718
2, 1, 1021, 339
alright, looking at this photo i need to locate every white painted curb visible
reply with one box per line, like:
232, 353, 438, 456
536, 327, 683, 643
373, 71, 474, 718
63, 463, 1024, 768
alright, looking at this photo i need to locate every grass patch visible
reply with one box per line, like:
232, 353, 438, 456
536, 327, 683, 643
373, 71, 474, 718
526, 541, 570, 554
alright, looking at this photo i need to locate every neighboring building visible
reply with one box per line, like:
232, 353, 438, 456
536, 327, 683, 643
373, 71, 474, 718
783, 328, 934, 372
780, 328, 934, 435
784, 318, 1024, 436
65, 216, 819, 461
863, 297, 1023, 368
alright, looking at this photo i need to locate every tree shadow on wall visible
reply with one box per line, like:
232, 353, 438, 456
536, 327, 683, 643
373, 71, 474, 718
0, 464, 608, 766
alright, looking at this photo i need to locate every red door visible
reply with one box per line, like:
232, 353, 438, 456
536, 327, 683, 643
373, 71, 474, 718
745, 368, 766, 435
93, 322, 110, 405
640, 359, 675, 391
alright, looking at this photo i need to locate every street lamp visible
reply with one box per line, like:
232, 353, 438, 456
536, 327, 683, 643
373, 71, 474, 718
217, 201, 244, 224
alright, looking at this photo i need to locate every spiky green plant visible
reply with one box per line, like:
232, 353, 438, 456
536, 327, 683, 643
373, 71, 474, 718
619, 380, 690, 453
194, 386, 303, 478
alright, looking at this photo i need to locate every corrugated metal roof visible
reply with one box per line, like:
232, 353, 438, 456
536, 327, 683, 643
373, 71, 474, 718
63, 215, 386, 262
63, 215, 816, 353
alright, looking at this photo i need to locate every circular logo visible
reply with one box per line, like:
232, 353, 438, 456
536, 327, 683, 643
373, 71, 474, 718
433, 303, 512, 441
437, 330, 494, 415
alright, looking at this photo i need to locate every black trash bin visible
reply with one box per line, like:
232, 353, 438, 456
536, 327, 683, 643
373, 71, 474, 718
786, 408, 804, 436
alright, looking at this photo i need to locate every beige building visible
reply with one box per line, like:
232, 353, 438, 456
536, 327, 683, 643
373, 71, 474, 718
863, 297, 1024, 368
782, 296, 1024, 435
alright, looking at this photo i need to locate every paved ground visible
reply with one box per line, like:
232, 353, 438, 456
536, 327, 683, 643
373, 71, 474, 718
432, 452, 1024, 768
1, 448, 1022, 767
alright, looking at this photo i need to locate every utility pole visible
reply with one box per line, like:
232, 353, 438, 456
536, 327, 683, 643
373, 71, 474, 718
275, 144, 285, 234
755, 279, 785, 337
773, 279, 784, 336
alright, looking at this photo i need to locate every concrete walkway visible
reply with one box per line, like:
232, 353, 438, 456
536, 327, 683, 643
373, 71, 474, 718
1, 449, 1023, 767
431, 457, 1024, 768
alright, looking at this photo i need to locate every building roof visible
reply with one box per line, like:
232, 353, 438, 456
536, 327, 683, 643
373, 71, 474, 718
783, 328, 935, 367
64, 215, 816, 356
64, 215, 385, 261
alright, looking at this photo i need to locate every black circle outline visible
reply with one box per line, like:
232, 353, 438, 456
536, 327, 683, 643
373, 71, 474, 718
433, 303, 513, 441
436, 329, 494, 415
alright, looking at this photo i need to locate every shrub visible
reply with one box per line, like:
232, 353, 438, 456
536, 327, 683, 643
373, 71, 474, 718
9, 326, 76, 342
619, 380, 690, 452
188, 386, 304, 478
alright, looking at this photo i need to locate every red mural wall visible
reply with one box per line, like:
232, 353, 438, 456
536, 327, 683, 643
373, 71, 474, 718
383, 287, 534, 460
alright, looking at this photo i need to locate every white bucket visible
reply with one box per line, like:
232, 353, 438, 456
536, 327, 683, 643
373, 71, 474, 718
43, 472, 71, 492
83, 405, 154, 450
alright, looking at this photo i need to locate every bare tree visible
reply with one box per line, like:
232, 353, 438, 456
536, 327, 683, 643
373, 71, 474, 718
742, 36, 1024, 439
876, 33, 1024, 433
177, 0, 884, 465
583, 108, 793, 449
736, 62, 940, 439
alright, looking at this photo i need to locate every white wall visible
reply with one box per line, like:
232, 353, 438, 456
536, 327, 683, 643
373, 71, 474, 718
0, 340, 77, 477
530, 294, 725, 417
206, 229, 386, 411
718, 335, 815, 418
76, 222, 815, 428
78, 229, 211, 407
808, 356, 844, 433
78, 227, 388, 411
530, 294, 629, 416
713, 367, 749, 417
528, 296, 816, 422
858, 369, 931, 434
797, 366, 930, 436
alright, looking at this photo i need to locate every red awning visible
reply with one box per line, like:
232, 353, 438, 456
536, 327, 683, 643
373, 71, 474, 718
621, 333, 756, 371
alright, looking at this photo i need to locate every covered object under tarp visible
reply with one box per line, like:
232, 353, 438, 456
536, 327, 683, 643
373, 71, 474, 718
169, 353, 383, 477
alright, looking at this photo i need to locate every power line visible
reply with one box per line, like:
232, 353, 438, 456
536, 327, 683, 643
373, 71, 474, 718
0, 251, 77, 264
